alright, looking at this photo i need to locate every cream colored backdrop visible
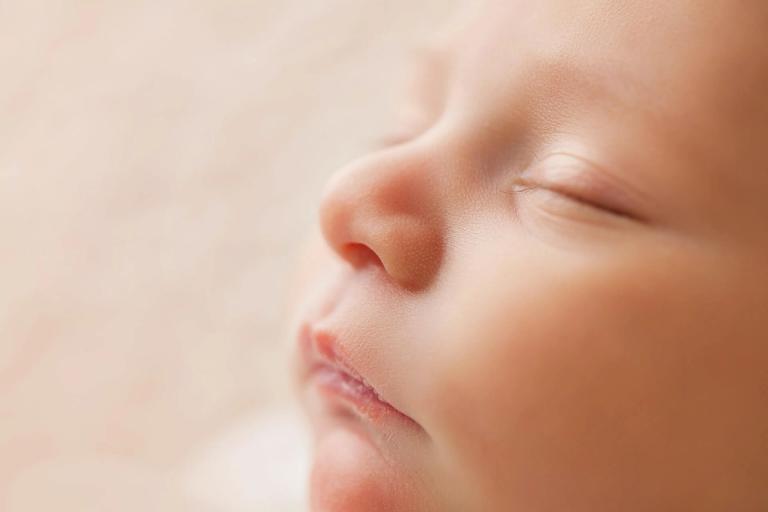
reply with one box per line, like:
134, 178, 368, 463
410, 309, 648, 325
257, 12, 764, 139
0, 1, 459, 510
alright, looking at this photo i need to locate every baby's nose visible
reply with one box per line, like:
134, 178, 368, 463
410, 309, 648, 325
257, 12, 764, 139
318, 147, 445, 291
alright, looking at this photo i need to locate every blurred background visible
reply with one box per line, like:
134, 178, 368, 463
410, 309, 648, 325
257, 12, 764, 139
0, 1, 459, 510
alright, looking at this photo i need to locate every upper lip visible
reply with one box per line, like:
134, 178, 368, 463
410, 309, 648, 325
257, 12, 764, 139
299, 322, 381, 397
297, 321, 413, 421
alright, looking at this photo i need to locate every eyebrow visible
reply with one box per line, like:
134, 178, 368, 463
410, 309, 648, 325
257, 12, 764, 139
538, 56, 657, 123
544, 55, 704, 169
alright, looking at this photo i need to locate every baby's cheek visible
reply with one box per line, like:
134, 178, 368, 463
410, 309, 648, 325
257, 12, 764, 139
419, 246, 768, 509
423, 273, 627, 507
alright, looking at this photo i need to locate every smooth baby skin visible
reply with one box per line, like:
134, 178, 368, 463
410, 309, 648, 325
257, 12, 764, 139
294, 1, 768, 510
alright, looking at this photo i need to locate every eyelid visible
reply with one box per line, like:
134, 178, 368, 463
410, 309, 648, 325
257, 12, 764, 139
517, 153, 648, 221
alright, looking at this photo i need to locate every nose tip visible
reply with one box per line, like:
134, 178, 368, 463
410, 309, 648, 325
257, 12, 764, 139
318, 153, 444, 291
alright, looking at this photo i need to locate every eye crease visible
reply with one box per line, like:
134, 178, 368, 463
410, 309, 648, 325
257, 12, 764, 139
509, 152, 650, 223
510, 173, 637, 220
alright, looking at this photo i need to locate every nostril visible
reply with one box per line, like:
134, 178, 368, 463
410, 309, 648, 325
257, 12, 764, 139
342, 243, 384, 270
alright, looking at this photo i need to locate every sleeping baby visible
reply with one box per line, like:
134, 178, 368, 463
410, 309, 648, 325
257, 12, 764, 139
291, 1, 768, 510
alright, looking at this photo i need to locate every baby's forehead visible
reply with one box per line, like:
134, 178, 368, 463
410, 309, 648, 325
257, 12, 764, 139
452, 0, 768, 105
427, 0, 768, 178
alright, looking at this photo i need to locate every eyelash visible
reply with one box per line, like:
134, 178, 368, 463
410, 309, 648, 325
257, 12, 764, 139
510, 175, 635, 221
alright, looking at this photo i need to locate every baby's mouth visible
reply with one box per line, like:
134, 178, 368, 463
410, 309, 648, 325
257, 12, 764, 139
298, 324, 417, 426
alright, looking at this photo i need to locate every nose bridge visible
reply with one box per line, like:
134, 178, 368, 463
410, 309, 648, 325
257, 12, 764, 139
318, 146, 445, 291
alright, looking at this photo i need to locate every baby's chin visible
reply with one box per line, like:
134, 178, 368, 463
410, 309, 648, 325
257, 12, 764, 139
309, 427, 417, 512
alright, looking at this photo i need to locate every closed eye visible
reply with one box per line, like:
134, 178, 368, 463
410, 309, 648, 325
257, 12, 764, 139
511, 175, 638, 221
508, 152, 650, 225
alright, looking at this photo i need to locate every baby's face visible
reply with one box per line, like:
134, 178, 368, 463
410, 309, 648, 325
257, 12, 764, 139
293, 1, 768, 510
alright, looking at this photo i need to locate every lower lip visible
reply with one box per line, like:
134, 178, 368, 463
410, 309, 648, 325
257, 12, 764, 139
309, 362, 415, 426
